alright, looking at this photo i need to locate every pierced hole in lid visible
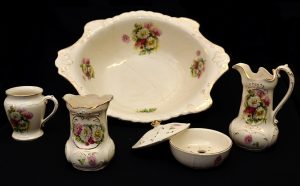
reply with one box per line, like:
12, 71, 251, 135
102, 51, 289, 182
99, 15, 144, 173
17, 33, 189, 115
198, 150, 206, 153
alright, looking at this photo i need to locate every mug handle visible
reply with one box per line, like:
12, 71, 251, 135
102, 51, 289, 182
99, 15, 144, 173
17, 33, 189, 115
41, 95, 59, 127
272, 64, 295, 124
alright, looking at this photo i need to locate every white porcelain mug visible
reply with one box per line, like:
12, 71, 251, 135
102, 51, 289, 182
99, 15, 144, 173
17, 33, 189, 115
4, 86, 58, 141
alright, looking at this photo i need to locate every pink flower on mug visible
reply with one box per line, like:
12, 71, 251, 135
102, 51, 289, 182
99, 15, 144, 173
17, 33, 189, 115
10, 111, 21, 121
7, 106, 32, 133
244, 135, 253, 144
22, 111, 33, 120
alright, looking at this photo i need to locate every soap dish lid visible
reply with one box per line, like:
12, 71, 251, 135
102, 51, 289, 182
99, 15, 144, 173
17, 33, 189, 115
132, 121, 190, 149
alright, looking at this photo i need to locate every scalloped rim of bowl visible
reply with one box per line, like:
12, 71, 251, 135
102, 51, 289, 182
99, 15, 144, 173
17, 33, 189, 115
55, 10, 230, 123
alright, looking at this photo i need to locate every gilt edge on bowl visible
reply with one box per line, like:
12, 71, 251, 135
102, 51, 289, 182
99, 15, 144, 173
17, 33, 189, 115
55, 10, 230, 123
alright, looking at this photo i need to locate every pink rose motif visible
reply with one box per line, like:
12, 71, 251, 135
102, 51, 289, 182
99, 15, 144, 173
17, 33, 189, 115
135, 39, 147, 48
22, 111, 33, 120
87, 154, 97, 167
214, 155, 222, 166
244, 107, 255, 114
122, 34, 130, 43
151, 27, 161, 36
263, 97, 270, 107
256, 89, 266, 98
82, 58, 90, 65
244, 135, 252, 144
73, 123, 83, 136
88, 136, 95, 144
196, 50, 201, 56
144, 22, 153, 29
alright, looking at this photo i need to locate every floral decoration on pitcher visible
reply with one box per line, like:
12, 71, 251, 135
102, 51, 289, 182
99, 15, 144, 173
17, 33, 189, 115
73, 121, 104, 146
243, 89, 270, 124
244, 134, 260, 148
190, 50, 205, 78
7, 106, 33, 132
80, 58, 95, 80
122, 22, 162, 55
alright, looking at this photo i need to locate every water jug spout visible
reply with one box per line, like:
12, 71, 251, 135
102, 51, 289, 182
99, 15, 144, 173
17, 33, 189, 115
62, 94, 74, 104
233, 63, 275, 81
232, 63, 252, 79
63, 94, 113, 109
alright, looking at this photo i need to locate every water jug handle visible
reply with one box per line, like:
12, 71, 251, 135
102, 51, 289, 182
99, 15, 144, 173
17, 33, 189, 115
41, 95, 59, 127
273, 64, 295, 125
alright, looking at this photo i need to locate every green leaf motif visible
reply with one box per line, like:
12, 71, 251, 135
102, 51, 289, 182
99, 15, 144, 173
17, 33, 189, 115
252, 142, 259, 148
78, 158, 85, 165
137, 108, 157, 113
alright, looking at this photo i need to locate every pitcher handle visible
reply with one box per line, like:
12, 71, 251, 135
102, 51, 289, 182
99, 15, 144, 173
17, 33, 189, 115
272, 64, 295, 124
41, 95, 59, 127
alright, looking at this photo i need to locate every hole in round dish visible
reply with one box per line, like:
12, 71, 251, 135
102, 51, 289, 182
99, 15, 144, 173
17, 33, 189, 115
197, 150, 206, 153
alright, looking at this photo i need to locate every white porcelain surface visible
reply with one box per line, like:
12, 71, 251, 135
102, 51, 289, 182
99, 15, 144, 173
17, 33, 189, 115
229, 63, 294, 151
4, 86, 58, 141
170, 128, 232, 169
55, 10, 230, 123
63, 94, 115, 171
132, 122, 190, 149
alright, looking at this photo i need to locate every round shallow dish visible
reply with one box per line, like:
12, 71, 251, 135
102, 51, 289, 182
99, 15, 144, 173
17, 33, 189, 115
55, 10, 230, 123
170, 128, 232, 169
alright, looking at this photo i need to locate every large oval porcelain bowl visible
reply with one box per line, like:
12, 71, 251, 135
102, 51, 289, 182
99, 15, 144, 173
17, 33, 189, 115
55, 11, 230, 123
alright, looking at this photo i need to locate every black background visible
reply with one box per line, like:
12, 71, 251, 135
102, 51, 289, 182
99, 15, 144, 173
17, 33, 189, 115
0, 0, 299, 185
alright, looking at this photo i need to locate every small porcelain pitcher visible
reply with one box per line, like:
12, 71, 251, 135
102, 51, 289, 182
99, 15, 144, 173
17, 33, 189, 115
229, 63, 294, 151
63, 94, 115, 171
4, 86, 58, 141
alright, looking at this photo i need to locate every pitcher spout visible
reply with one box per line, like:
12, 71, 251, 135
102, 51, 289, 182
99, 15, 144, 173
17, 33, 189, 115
62, 94, 75, 104
63, 94, 113, 109
232, 63, 252, 79
233, 63, 275, 81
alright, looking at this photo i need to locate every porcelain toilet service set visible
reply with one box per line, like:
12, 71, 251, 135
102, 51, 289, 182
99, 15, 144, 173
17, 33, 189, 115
3, 11, 295, 170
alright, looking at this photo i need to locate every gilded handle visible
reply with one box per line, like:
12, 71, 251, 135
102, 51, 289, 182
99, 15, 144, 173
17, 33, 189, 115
41, 95, 59, 127
273, 64, 295, 124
